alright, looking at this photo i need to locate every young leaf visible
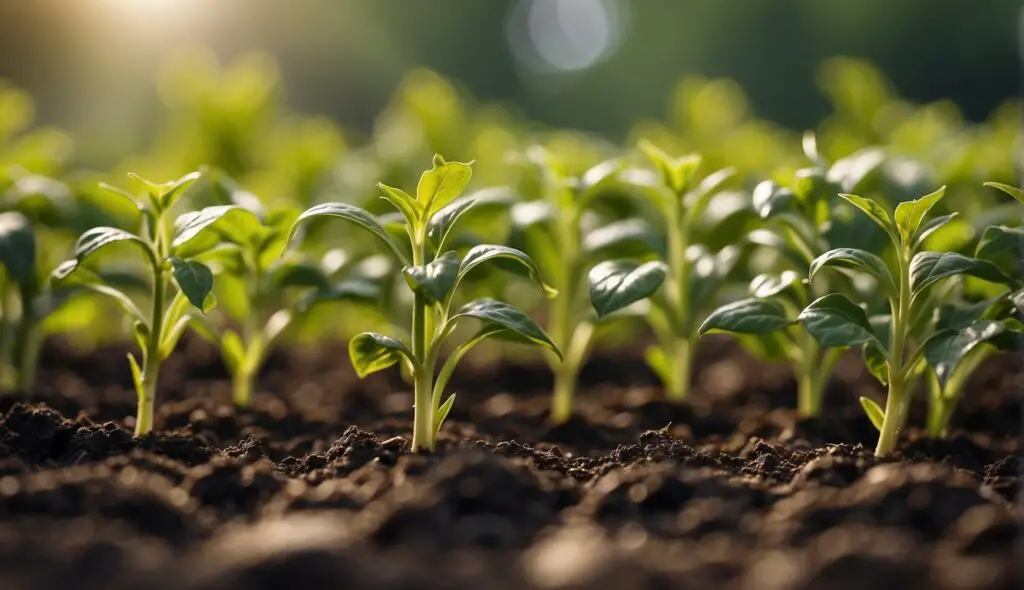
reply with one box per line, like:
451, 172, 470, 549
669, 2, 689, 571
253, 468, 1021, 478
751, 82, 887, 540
752, 180, 795, 219
809, 248, 897, 295
130, 171, 200, 210
449, 299, 560, 358
456, 244, 557, 298
127, 352, 145, 397
910, 251, 1013, 294
699, 298, 792, 335
297, 279, 381, 313
582, 218, 657, 259
797, 293, 881, 349
588, 260, 667, 320
403, 251, 460, 304
169, 258, 215, 312
984, 182, 1024, 203
839, 194, 898, 244
749, 271, 802, 298
862, 341, 889, 385
974, 226, 1024, 273
914, 212, 958, 247
859, 397, 885, 432
434, 393, 456, 435
893, 186, 945, 244
580, 159, 624, 193
378, 183, 422, 226
172, 205, 264, 258
67, 226, 156, 270
0, 211, 36, 284
348, 332, 416, 378
427, 187, 516, 250
923, 320, 1012, 388
417, 155, 473, 215
289, 202, 411, 265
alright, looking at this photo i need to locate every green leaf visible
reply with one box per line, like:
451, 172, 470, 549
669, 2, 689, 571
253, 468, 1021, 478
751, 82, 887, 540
839, 194, 897, 244
289, 202, 411, 265
434, 393, 456, 436
698, 298, 792, 335
378, 182, 422, 226
749, 271, 802, 298
63, 226, 156, 274
685, 167, 737, 222
348, 332, 416, 378
588, 260, 667, 320
416, 154, 473, 215
859, 397, 885, 432
404, 251, 460, 304
169, 258, 215, 313
809, 248, 897, 295
862, 341, 889, 385
935, 298, 1002, 332
456, 244, 557, 298
582, 218, 657, 259
827, 149, 885, 193
914, 213, 958, 247
172, 205, 264, 258
752, 180, 795, 219
974, 225, 1024, 273
798, 293, 881, 349
427, 187, 516, 250
127, 352, 144, 398
637, 139, 701, 194
132, 320, 149, 354
0, 211, 36, 284
580, 159, 624, 193
297, 279, 381, 313
270, 260, 331, 290
910, 251, 1013, 294
984, 182, 1024, 203
924, 320, 1016, 388
158, 315, 193, 361
449, 299, 560, 358
894, 186, 945, 244
49, 266, 147, 324
130, 171, 200, 210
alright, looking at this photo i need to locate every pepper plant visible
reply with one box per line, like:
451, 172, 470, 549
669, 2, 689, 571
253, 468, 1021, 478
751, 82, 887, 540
513, 147, 667, 424
615, 140, 740, 402
288, 155, 561, 451
52, 172, 219, 436
698, 133, 884, 416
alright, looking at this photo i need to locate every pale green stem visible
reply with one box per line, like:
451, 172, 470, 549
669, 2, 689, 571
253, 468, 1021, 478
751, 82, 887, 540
550, 321, 595, 424
12, 283, 37, 395
664, 337, 692, 401
875, 246, 911, 457
665, 198, 692, 402
548, 206, 582, 422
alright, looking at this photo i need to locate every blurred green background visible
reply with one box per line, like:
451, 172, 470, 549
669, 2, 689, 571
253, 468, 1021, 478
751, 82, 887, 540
0, 0, 1019, 166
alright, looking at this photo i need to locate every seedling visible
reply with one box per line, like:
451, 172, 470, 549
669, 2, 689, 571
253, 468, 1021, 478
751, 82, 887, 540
187, 172, 382, 408
0, 211, 42, 393
514, 148, 667, 423
288, 155, 561, 451
616, 140, 739, 402
699, 133, 883, 416
787, 186, 1015, 455
52, 172, 217, 436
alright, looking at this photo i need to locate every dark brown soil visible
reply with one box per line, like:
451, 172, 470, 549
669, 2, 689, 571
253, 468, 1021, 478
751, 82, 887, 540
0, 335, 1020, 590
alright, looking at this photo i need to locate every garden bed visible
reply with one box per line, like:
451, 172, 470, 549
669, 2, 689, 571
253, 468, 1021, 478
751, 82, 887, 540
0, 336, 1018, 590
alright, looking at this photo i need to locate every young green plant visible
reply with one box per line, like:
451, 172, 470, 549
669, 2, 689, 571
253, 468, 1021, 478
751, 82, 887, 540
514, 148, 667, 424
288, 155, 561, 452
789, 186, 1016, 455
51, 172, 217, 436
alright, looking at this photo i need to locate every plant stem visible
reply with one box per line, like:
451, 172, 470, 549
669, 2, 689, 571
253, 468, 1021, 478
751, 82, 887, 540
664, 337, 692, 401
875, 246, 912, 457
410, 290, 433, 451
137, 267, 165, 437
12, 284, 36, 396
232, 369, 254, 409
548, 206, 582, 423
665, 199, 692, 402
0, 281, 12, 390
796, 340, 823, 417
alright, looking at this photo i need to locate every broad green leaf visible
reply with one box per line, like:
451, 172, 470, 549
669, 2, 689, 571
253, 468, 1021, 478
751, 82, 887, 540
894, 186, 945, 244
403, 251, 460, 304
582, 218, 658, 259
416, 154, 473, 214
70, 226, 156, 270
289, 202, 411, 265
427, 187, 516, 250
0, 211, 36, 284
588, 259, 667, 319
984, 182, 1024, 203
450, 299, 560, 358
839, 194, 897, 244
378, 182, 422, 226
974, 225, 1024, 273
348, 332, 415, 378
752, 180, 795, 219
434, 393, 456, 436
809, 248, 896, 295
935, 298, 1001, 332
924, 320, 1019, 388
172, 205, 264, 258
862, 341, 889, 385
456, 244, 557, 298
169, 257, 215, 313
914, 213, 958, 247
910, 251, 1013, 294
699, 298, 792, 335
859, 397, 885, 431
798, 293, 881, 349
749, 271, 802, 298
